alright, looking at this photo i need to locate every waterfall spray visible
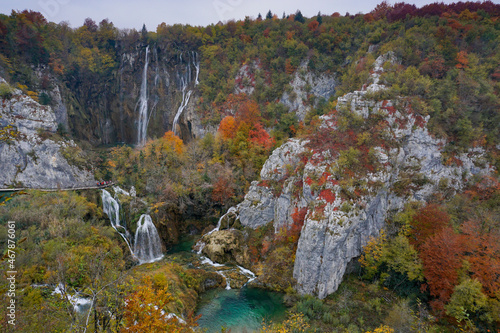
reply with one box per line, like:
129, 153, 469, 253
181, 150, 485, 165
101, 187, 164, 264
134, 214, 164, 264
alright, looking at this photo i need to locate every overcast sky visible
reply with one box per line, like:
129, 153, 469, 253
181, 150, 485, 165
1, 0, 465, 31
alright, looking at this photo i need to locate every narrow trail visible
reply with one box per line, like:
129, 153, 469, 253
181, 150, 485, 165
0, 183, 115, 192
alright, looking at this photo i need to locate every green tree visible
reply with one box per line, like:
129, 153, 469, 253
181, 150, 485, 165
294, 10, 305, 23
445, 278, 487, 326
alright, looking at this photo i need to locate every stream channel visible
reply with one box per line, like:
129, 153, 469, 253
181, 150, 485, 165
168, 236, 287, 332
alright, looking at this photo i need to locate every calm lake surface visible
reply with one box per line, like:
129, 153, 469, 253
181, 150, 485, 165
196, 286, 287, 333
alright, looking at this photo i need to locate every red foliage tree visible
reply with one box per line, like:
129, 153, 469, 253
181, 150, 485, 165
249, 123, 274, 150
419, 54, 447, 79
288, 207, 308, 243
419, 227, 465, 312
464, 175, 500, 202
460, 221, 500, 298
211, 176, 235, 205
387, 3, 417, 22
235, 99, 260, 125
455, 51, 469, 69
307, 20, 319, 31
409, 203, 450, 249
319, 189, 336, 204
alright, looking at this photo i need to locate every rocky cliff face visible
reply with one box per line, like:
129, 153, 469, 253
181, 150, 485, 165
0, 77, 94, 188
205, 53, 492, 299
280, 63, 336, 122
56, 44, 202, 145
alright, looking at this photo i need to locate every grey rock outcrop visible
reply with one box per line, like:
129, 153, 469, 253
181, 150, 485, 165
0, 78, 95, 188
234, 60, 261, 96
237, 139, 308, 231
280, 63, 336, 121
226, 53, 492, 299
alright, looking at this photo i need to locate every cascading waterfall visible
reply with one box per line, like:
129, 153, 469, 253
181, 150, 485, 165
136, 45, 149, 146
196, 206, 238, 254
101, 187, 164, 264
134, 214, 164, 264
53, 284, 93, 314
192, 51, 200, 85
195, 207, 256, 289
172, 77, 192, 136
237, 265, 257, 284
101, 189, 133, 255
171, 51, 200, 136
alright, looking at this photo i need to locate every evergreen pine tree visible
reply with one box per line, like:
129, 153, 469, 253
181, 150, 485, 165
266, 10, 273, 20
316, 11, 323, 25
294, 10, 305, 23
141, 24, 148, 42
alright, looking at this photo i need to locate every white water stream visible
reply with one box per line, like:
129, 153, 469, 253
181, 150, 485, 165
195, 207, 257, 289
101, 187, 163, 264
136, 46, 149, 146
172, 51, 200, 136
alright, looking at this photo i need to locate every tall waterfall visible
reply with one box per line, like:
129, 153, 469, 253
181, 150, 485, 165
171, 51, 200, 136
137, 45, 149, 146
192, 51, 200, 85
134, 214, 164, 264
172, 78, 192, 136
101, 188, 163, 264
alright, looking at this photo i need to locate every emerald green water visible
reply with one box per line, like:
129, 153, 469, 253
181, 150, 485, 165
167, 236, 195, 254
167, 237, 287, 332
196, 286, 287, 333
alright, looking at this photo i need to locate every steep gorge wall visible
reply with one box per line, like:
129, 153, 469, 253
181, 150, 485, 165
49, 43, 202, 145
210, 53, 492, 299
53, 44, 337, 146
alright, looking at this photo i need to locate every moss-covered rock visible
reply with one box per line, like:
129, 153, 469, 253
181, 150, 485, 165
201, 229, 251, 266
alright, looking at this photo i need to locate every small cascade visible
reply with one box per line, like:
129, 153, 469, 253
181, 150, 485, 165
217, 271, 232, 290
195, 206, 237, 255
134, 214, 164, 264
53, 284, 92, 313
113, 185, 130, 196
237, 265, 257, 284
101, 187, 164, 265
101, 189, 133, 255
136, 45, 149, 146
195, 207, 256, 289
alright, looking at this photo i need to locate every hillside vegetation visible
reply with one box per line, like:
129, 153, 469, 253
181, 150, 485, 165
0, 1, 499, 332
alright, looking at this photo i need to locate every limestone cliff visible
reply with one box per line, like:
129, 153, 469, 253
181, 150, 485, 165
207, 53, 492, 299
0, 77, 95, 188
280, 63, 337, 122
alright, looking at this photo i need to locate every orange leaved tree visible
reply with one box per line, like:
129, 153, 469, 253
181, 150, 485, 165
121, 277, 196, 332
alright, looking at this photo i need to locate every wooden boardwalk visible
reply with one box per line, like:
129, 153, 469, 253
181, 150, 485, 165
0, 183, 115, 193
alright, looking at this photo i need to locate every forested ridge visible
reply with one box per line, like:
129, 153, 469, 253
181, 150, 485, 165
0, 1, 499, 332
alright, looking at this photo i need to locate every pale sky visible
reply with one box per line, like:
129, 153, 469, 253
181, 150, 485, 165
1, 0, 470, 31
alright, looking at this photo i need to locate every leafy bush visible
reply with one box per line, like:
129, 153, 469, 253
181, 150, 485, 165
0, 82, 14, 99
